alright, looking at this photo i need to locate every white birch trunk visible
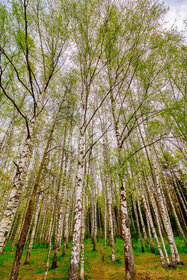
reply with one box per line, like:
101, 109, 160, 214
137, 199, 149, 247
0, 136, 33, 253
44, 204, 55, 280
0, 92, 44, 253
101, 173, 107, 248
148, 189, 170, 266
102, 137, 115, 261
80, 181, 86, 280
173, 176, 187, 216
120, 180, 135, 280
68, 133, 85, 280
141, 191, 167, 267
152, 168, 177, 267
165, 181, 186, 241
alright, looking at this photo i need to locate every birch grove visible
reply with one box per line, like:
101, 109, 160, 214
0, 0, 186, 280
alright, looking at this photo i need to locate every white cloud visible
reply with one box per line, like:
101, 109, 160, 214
164, 0, 187, 34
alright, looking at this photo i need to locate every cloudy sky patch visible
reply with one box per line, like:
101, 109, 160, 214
165, 0, 187, 33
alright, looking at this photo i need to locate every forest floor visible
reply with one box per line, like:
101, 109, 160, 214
0, 238, 186, 280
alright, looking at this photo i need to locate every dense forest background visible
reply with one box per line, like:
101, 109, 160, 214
0, 0, 186, 279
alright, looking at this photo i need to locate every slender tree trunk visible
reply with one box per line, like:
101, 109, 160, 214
0, 92, 44, 254
24, 191, 43, 264
166, 182, 186, 242
51, 198, 65, 268
68, 132, 85, 280
152, 169, 177, 267
80, 174, 86, 280
44, 204, 55, 280
52, 129, 69, 268
137, 199, 149, 248
172, 186, 187, 231
147, 216, 155, 254
62, 188, 70, 257
38, 210, 47, 246
140, 177, 155, 254
107, 179, 116, 261
101, 173, 107, 248
155, 148, 186, 241
108, 97, 135, 277
138, 123, 177, 267
132, 197, 144, 253
0, 94, 25, 167
173, 176, 187, 216
0, 135, 33, 254
102, 136, 115, 261
9, 109, 58, 280
109, 83, 135, 278
120, 179, 135, 280
141, 191, 167, 268
90, 156, 97, 252
46, 194, 56, 248
148, 187, 170, 266
10, 202, 28, 252
10, 221, 21, 252
62, 128, 73, 256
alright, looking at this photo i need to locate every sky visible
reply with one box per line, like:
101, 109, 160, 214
165, 0, 187, 34
0, 0, 186, 35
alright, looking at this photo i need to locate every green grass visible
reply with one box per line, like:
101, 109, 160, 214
0, 238, 186, 279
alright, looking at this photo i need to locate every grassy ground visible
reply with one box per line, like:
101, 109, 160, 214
0, 238, 186, 280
